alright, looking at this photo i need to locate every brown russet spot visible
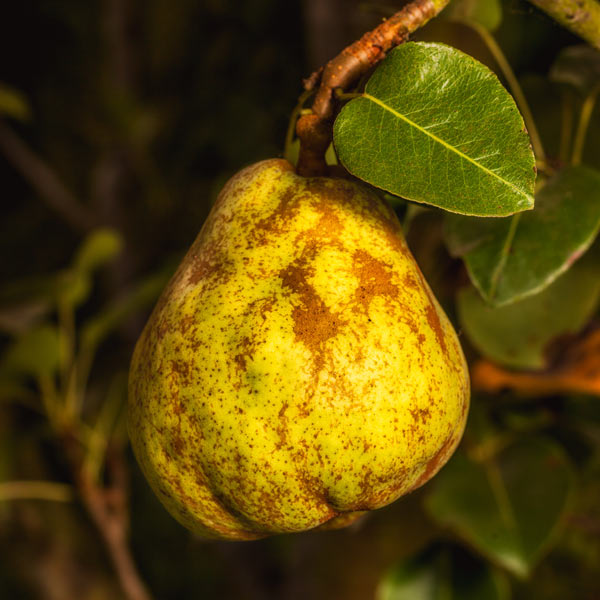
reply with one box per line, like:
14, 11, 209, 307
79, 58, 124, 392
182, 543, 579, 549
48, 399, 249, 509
304, 178, 407, 259
279, 249, 346, 378
187, 253, 221, 286
424, 305, 448, 356
171, 431, 185, 456
412, 265, 449, 357
403, 273, 419, 290
352, 249, 400, 313
274, 401, 290, 451
233, 338, 252, 373
156, 317, 170, 341
233, 297, 276, 374
178, 314, 195, 335
301, 199, 345, 243
292, 458, 339, 518
347, 466, 408, 510
409, 431, 457, 492
409, 407, 431, 424
192, 470, 260, 536
316, 511, 366, 531
170, 359, 190, 381
251, 187, 301, 244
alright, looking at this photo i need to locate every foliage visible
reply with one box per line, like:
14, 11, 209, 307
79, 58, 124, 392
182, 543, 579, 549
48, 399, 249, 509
334, 42, 535, 216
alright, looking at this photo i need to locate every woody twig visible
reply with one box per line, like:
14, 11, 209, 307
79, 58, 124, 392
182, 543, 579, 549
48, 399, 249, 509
472, 326, 600, 397
296, 0, 451, 176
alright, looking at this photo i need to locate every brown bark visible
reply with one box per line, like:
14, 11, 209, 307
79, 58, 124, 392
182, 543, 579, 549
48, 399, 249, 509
472, 326, 600, 397
296, 0, 449, 176
62, 432, 153, 600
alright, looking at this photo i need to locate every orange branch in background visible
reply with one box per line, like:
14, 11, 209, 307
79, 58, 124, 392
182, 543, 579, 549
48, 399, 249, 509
472, 327, 600, 397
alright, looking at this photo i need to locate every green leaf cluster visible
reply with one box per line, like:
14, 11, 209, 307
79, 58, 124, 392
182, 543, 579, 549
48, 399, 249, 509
335, 38, 600, 370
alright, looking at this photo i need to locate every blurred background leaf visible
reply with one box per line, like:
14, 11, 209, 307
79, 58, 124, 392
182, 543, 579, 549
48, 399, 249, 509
425, 437, 576, 578
377, 544, 510, 600
549, 45, 600, 97
456, 243, 600, 369
442, 0, 503, 31
445, 165, 600, 306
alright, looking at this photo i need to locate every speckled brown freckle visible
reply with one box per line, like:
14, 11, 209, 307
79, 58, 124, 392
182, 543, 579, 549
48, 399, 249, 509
409, 407, 431, 424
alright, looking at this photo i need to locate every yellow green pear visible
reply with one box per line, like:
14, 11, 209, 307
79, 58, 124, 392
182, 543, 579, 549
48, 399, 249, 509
128, 159, 470, 540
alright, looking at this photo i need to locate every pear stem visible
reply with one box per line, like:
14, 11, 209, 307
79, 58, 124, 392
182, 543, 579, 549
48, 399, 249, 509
296, 0, 451, 176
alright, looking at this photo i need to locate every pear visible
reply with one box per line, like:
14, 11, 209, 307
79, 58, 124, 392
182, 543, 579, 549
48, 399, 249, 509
128, 159, 470, 540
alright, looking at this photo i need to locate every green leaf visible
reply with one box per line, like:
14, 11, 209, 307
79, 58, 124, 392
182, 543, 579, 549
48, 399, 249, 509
378, 546, 509, 600
445, 165, 600, 305
456, 249, 600, 369
443, 0, 502, 31
425, 437, 575, 578
333, 42, 535, 216
0, 325, 61, 378
0, 84, 31, 121
549, 45, 600, 97
73, 228, 123, 273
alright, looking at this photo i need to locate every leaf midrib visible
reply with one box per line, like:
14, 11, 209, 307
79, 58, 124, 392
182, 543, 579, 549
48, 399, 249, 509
363, 92, 532, 203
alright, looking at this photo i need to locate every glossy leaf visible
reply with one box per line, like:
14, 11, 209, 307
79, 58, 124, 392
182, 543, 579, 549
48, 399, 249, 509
443, 0, 502, 31
333, 42, 535, 216
456, 249, 600, 369
378, 546, 509, 600
425, 438, 575, 577
549, 45, 600, 97
446, 165, 600, 305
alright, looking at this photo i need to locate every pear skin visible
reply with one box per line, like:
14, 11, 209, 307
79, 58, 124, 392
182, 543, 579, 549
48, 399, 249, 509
128, 159, 470, 540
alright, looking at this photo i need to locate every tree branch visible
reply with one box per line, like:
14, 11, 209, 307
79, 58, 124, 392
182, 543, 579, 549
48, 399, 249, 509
0, 119, 96, 232
63, 433, 153, 600
472, 326, 600, 397
527, 0, 600, 50
296, 0, 450, 176
0, 480, 74, 502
